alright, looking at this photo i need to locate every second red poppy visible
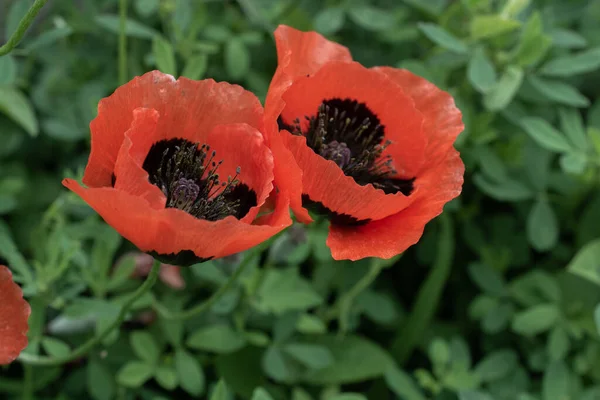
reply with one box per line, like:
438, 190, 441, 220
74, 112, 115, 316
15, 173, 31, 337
264, 25, 465, 261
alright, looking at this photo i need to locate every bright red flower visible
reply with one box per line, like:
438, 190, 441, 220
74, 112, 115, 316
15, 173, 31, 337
264, 26, 464, 261
64, 71, 291, 266
0, 265, 30, 364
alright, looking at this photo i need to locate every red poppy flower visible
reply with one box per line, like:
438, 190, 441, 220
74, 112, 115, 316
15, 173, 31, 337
0, 265, 30, 364
64, 71, 291, 266
264, 26, 464, 261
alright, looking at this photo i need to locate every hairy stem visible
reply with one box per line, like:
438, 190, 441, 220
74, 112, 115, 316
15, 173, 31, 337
0, 0, 49, 56
18, 259, 160, 366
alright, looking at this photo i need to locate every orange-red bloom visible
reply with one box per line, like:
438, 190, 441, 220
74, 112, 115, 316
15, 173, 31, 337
0, 265, 30, 364
64, 71, 291, 266
264, 26, 464, 261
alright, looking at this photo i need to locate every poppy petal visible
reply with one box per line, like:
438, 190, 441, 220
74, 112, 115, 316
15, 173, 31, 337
0, 265, 30, 365
62, 180, 291, 261
282, 131, 416, 222
327, 68, 464, 260
113, 107, 166, 209
263, 26, 353, 224
327, 149, 463, 260
205, 123, 275, 223
373, 67, 464, 164
281, 61, 427, 178
85, 72, 264, 188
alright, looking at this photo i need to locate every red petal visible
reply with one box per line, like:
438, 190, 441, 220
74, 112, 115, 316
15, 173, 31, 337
0, 265, 30, 365
263, 26, 353, 223
328, 150, 463, 260
113, 107, 166, 209
327, 68, 464, 260
282, 131, 415, 221
62, 180, 291, 261
84, 72, 264, 188
373, 67, 464, 165
205, 123, 275, 223
282, 62, 426, 178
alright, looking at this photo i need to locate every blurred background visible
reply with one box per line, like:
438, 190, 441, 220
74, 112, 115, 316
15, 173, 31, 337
2, 0, 600, 399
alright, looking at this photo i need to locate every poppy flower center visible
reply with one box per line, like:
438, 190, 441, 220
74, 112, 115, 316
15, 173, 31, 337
142, 138, 257, 221
280, 98, 414, 196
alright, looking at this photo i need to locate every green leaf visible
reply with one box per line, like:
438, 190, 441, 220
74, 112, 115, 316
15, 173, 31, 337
558, 108, 588, 150
41, 337, 70, 358
116, 361, 154, 388
262, 346, 301, 383
348, 6, 396, 31
511, 12, 551, 67
0, 87, 39, 136
474, 349, 518, 382
175, 349, 205, 396
87, 359, 115, 400
155, 366, 178, 390
467, 262, 507, 296
567, 238, 600, 286
542, 361, 570, 400
471, 15, 521, 40
528, 75, 589, 107
251, 388, 275, 400
328, 395, 367, 400
296, 313, 327, 334
292, 388, 314, 400
511, 304, 560, 336
500, 0, 531, 17
467, 47, 497, 93
181, 54, 208, 80
595, 304, 600, 335
283, 343, 334, 370
547, 326, 570, 361
225, 38, 250, 80
186, 324, 246, 353
130, 331, 161, 364
152, 35, 177, 76
459, 391, 494, 400
24, 26, 73, 51
483, 66, 523, 111
527, 198, 559, 252
417, 23, 467, 54
520, 117, 572, 152
256, 268, 323, 315
95, 15, 159, 39
314, 8, 345, 35
302, 335, 394, 384
210, 379, 229, 400
384, 366, 426, 400
0, 55, 17, 85
559, 152, 587, 174
135, 0, 160, 18
473, 174, 534, 201
549, 28, 587, 49
541, 47, 600, 77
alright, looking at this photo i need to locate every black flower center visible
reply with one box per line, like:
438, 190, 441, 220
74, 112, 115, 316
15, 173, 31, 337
280, 98, 415, 196
141, 138, 257, 221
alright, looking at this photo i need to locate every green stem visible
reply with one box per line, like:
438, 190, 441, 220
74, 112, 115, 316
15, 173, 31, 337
0, 0, 49, 56
391, 214, 454, 364
154, 245, 264, 320
22, 365, 33, 400
18, 260, 160, 367
118, 0, 128, 84
324, 257, 388, 334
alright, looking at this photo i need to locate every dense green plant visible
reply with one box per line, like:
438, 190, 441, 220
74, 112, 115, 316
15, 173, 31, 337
1, 0, 600, 399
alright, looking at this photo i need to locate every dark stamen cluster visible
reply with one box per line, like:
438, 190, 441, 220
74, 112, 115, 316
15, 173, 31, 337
142, 138, 256, 221
282, 98, 414, 196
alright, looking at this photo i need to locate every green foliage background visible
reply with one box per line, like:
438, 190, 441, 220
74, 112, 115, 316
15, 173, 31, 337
2, 0, 600, 399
